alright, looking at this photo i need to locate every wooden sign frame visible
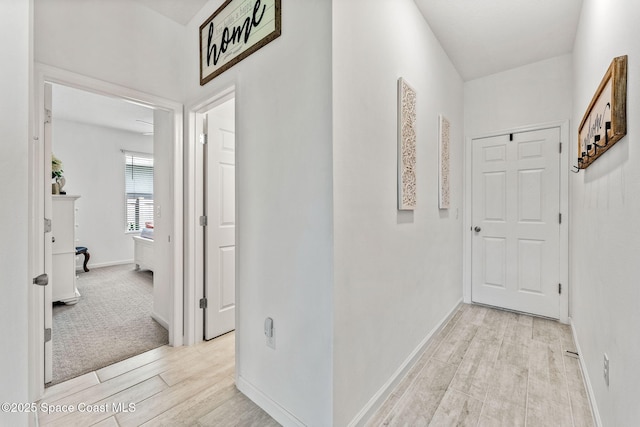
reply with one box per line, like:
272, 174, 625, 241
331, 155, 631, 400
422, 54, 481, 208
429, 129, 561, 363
577, 55, 627, 169
200, 0, 281, 86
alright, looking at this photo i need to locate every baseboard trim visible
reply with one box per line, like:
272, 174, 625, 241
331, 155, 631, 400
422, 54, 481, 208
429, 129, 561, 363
347, 299, 464, 427
569, 318, 602, 427
151, 312, 169, 331
236, 375, 306, 427
76, 259, 134, 271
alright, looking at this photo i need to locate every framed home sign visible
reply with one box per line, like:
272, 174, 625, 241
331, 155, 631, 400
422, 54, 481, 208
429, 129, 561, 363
577, 55, 627, 169
200, 0, 281, 86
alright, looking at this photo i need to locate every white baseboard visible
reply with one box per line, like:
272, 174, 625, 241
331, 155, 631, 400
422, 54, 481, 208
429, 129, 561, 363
151, 312, 169, 331
76, 259, 134, 271
569, 318, 602, 427
348, 299, 464, 427
236, 375, 306, 427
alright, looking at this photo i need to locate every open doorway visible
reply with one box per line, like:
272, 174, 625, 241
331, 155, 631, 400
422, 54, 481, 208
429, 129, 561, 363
45, 83, 170, 385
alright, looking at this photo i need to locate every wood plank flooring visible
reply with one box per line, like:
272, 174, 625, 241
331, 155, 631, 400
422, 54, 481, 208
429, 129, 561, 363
367, 304, 595, 427
39, 304, 595, 426
38, 332, 278, 427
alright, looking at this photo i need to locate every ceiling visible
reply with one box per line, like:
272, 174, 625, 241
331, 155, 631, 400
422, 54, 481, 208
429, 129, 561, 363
414, 0, 584, 81
52, 84, 155, 135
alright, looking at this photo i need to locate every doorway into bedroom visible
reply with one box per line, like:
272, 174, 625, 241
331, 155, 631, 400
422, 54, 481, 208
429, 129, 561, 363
46, 83, 170, 386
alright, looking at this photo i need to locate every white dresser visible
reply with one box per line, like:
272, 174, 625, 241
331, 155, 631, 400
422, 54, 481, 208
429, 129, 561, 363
52, 195, 81, 304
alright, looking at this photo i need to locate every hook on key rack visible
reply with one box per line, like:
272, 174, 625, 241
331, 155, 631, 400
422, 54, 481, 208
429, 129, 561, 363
571, 157, 584, 173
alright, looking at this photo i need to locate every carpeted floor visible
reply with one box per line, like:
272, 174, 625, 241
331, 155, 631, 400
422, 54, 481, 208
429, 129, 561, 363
49, 264, 169, 386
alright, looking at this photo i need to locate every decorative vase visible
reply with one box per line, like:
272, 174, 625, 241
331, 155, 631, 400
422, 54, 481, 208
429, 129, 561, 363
52, 182, 59, 195
56, 176, 66, 193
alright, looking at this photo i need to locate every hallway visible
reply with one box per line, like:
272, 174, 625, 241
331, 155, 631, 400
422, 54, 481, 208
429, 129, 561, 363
368, 304, 594, 426
37, 304, 594, 426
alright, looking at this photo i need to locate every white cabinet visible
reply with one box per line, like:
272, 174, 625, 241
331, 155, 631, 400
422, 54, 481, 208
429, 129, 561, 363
52, 195, 81, 304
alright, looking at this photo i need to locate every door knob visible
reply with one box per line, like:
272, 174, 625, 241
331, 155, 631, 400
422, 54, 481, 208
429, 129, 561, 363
33, 273, 49, 287
474, 226, 481, 232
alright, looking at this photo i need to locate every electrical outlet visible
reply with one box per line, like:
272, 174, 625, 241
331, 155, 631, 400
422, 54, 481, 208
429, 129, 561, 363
264, 317, 275, 349
267, 327, 276, 349
603, 353, 609, 386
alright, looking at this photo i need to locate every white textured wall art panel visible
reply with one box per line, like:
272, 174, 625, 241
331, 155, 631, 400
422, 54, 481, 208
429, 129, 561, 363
439, 114, 451, 209
398, 78, 417, 210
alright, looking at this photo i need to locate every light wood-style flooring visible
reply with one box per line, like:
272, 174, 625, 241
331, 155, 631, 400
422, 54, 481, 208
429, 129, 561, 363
38, 332, 278, 426
367, 304, 595, 426
39, 304, 595, 426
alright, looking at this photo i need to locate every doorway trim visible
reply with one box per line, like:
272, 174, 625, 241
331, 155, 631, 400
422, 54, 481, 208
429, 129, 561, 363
28, 63, 184, 399
463, 120, 569, 323
184, 85, 236, 346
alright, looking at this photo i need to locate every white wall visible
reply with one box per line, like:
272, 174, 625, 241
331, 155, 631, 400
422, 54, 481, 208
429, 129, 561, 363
0, 1, 31, 426
465, 54, 573, 137
34, 0, 185, 102
332, 1, 464, 424
571, 0, 640, 425
185, 1, 334, 424
52, 119, 153, 267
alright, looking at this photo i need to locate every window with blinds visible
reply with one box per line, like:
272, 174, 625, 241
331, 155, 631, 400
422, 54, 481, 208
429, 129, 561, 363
124, 152, 154, 232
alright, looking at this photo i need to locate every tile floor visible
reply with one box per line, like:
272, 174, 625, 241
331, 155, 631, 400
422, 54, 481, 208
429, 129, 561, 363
38, 332, 278, 426
39, 303, 595, 426
366, 304, 595, 427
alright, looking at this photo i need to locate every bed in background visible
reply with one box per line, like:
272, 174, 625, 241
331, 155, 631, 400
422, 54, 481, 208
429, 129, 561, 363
133, 224, 154, 271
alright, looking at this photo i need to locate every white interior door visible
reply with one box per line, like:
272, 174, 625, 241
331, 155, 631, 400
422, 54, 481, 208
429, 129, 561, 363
471, 127, 560, 318
204, 99, 236, 340
44, 83, 53, 383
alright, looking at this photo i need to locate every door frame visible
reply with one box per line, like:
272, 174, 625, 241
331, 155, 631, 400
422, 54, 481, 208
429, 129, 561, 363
463, 120, 570, 323
183, 85, 236, 346
28, 63, 184, 398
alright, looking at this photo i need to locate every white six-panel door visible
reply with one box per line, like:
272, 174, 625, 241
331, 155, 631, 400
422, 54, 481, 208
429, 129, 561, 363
471, 128, 560, 318
204, 100, 236, 340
